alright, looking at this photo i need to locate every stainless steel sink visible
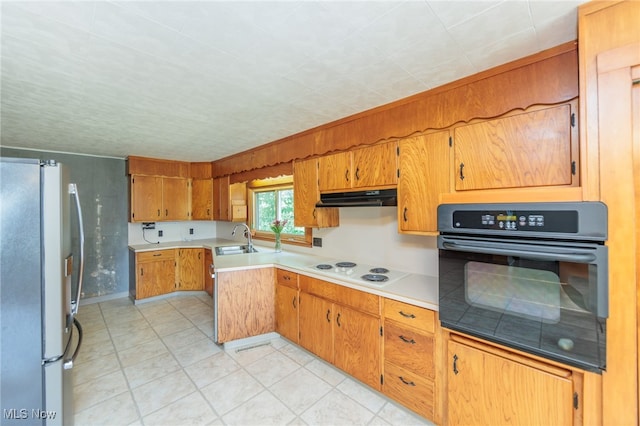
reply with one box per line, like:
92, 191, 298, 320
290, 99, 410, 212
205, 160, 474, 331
214, 245, 258, 256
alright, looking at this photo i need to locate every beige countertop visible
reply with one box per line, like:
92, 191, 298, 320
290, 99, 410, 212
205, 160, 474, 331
129, 238, 439, 311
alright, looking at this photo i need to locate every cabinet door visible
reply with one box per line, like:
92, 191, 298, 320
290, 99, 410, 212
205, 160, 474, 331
293, 158, 339, 228
177, 248, 204, 291
163, 177, 190, 220
275, 283, 298, 343
192, 178, 213, 220
299, 292, 333, 362
333, 304, 381, 390
453, 104, 573, 191
130, 175, 162, 222
398, 131, 450, 234
447, 339, 573, 426
136, 253, 176, 299
352, 142, 398, 188
318, 151, 352, 191
213, 176, 230, 221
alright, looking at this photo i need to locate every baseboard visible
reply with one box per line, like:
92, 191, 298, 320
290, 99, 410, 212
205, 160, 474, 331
79, 291, 130, 305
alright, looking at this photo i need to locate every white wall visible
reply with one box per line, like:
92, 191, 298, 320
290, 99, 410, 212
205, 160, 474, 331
128, 220, 217, 245
129, 207, 440, 277
219, 207, 439, 277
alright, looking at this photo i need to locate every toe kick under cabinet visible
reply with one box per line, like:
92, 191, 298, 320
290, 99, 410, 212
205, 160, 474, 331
382, 298, 440, 424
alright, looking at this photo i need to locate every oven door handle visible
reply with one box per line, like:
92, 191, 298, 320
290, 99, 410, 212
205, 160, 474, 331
441, 241, 597, 263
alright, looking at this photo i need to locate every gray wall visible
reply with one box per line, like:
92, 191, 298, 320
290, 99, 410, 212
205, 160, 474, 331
1, 148, 129, 300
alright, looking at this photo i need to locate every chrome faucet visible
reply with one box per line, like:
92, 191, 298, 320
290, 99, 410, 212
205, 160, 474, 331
232, 223, 253, 252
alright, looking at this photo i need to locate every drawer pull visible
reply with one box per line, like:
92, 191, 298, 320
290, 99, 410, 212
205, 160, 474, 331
153, 253, 161, 257
399, 310, 416, 319
453, 354, 459, 375
284, 275, 291, 281
399, 335, 416, 344
399, 376, 416, 386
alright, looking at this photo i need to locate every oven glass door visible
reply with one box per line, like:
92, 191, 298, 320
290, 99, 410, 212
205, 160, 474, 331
438, 236, 607, 372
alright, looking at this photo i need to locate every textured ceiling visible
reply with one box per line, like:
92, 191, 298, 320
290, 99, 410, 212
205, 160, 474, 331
0, 1, 587, 162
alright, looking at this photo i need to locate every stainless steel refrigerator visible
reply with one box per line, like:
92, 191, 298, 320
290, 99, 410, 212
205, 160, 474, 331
1, 158, 85, 425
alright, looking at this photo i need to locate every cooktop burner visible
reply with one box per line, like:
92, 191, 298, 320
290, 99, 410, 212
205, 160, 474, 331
315, 264, 333, 270
361, 274, 389, 282
369, 267, 389, 274
335, 261, 357, 268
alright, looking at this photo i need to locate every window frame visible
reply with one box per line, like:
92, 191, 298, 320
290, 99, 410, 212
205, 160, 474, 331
247, 177, 312, 247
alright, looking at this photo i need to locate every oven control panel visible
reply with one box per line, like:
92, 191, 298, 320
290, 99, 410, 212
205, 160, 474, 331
453, 210, 578, 233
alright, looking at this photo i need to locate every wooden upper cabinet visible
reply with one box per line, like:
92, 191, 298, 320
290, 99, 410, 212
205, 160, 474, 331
213, 176, 230, 221
293, 158, 339, 228
398, 131, 450, 234
191, 178, 213, 220
162, 177, 190, 221
453, 103, 576, 192
318, 142, 398, 192
130, 175, 190, 222
130, 175, 163, 222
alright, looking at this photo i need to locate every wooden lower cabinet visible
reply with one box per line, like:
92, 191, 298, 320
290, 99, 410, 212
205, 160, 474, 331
275, 269, 299, 343
382, 298, 439, 423
447, 334, 576, 426
134, 249, 176, 299
177, 248, 204, 291
216, 267, 275, 343
298, 275, 381, 391
204, 249, 213, 296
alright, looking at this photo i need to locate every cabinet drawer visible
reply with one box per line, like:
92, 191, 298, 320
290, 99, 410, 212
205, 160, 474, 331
384, 299, 434, 333
384, 321, 434, 379
276, 269, 298, 288
300, 275, 380, 316
137, 249, 176, 263
384, 361, 435, 420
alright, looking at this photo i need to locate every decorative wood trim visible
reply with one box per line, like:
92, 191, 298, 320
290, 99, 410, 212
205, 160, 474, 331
212, 42, 578, 177
127, 155, 191, 177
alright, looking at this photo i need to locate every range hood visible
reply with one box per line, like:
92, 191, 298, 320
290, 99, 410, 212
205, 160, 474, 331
316, 189, 397, 207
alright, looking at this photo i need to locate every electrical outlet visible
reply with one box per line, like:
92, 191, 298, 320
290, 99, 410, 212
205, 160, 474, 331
189, 228, 194, 235
313, 237, 322, 247
158, 230, 163, 237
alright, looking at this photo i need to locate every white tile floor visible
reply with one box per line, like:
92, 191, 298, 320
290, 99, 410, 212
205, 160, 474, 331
73, 294, 434, 426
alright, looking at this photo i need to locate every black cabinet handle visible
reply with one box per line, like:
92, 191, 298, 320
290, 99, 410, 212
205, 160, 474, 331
355, 167, 360, 180
157, 209, 160, 217
459, 163, 465, 181
326, 309, 331, 323
403, 207, 408, 222
399, 310, 416, 319
399, 376, 416, 386
292, 296, 297, 308
399, 335, 416, 344
453, 354, 459, 375
313, 208, 317, 219
345, 169, 349, 182
336, 313, 341, 327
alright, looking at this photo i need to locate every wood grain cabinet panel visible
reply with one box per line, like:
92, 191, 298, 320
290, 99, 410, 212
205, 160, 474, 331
275, 269, 299, 343
398, 131, 450, 234
293, 158, 339, 228
216, 268, 275, 343
191, 178, 213, 220
135, 249, 176, 299
447, 337, 574, 426
162, 177, 190, 221
453, 104, 574, 191
177, 248, 204, 291
298, 275, 382, 391
382, 298, 438, 422
130, 175, 163, 222
318, 142, 397, 192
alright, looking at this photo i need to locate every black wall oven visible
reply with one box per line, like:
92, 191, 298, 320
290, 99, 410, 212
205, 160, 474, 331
437, 202, 608, 373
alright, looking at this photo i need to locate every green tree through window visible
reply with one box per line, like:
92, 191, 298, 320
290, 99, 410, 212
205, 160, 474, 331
254, 188, 303, 235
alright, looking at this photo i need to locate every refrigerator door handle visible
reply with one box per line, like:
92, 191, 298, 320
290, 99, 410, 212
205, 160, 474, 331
69, 183, 84, 316
63, 318, 83, 370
